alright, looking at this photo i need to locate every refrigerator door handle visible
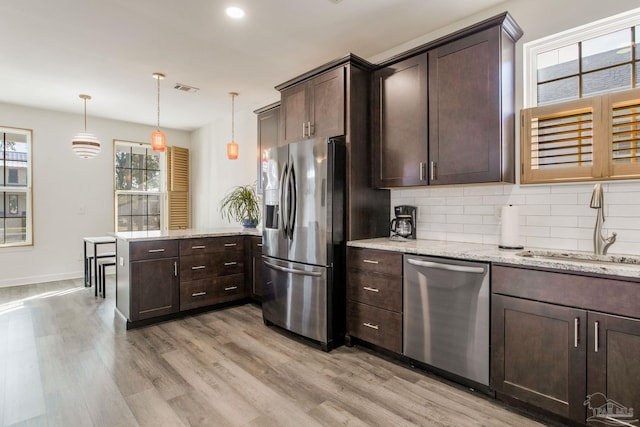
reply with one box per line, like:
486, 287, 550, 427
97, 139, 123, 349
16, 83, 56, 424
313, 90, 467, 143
289, 162, 297, 239
264, 260, 322, 277
280, 162, 289, 238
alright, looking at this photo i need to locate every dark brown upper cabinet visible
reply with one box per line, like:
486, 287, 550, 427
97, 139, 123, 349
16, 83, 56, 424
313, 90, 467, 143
254, 102, 280, 194
372, 12, 522, 188
279, 66, 345, 144
372, 53, 429, 188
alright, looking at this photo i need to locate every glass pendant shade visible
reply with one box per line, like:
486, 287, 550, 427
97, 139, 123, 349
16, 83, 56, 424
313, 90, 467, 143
227, 92, 239, 160
152, 72, 167, 152
71, 94, 101, 159
151, 130, 166, 152
227, 141, 239, 159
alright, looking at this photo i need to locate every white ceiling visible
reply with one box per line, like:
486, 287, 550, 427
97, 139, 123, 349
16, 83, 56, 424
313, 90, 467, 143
0, 0, 507, 131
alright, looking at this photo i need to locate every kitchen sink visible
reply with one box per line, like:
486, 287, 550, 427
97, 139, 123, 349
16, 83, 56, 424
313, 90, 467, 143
515, 250, 640, 266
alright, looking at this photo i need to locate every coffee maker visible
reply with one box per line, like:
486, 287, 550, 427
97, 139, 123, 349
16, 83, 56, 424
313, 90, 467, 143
390, 205, 417, 240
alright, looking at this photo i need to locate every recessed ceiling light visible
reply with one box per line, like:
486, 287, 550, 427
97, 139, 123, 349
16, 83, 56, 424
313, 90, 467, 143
226, 6, 245, 19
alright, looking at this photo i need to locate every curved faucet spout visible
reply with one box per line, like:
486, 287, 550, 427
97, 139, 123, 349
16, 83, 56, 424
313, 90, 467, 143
590, 184, 616, 255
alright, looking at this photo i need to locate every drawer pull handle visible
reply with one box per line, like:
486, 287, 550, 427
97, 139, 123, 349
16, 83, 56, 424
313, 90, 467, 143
224, 286, 238, 291
148, 248, 165, 253
191, 265, 206, 270
191, 245, 206, 249
363, 322, 379, 330
594, 321, 599, 353
224, 262, 238, 266
363, 259, 379, 265
574, 317, 579, 348
174, 261, 177, 277
363, 286, 379, 293
257, 243, 263, 247
224, 243, 237, 247
192, 291, 207, 297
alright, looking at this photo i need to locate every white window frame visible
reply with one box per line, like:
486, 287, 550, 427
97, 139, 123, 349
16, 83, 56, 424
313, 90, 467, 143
524, 7, 640, 108
0, 126, 33, 247
113, 140, 167, 232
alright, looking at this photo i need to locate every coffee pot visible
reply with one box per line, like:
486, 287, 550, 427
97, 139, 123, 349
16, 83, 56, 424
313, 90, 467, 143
390, 205, 417, 239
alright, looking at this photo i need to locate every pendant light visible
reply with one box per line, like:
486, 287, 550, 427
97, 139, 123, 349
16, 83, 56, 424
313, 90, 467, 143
227, 92, 239, 160
71, 94, 101, 158
151, 72, 166, 152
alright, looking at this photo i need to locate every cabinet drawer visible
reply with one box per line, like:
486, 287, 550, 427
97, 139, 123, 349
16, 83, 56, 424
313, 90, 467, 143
347, 301, 402, 353
180, 274, 245, 311
348, 247, 402, 276
348, 270, 402, 312
180, 236, 244, 256
181, 253, 244, 281
130, 240, 179, 261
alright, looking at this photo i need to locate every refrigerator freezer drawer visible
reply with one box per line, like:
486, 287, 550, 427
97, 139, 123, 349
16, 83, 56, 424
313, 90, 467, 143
262, 256, 329, 344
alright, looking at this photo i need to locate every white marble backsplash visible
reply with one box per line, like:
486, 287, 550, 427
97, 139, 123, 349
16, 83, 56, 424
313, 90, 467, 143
390, 181, 640, 256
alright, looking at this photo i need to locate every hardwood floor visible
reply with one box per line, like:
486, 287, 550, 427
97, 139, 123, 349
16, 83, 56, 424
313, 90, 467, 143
0, 278, 545, 427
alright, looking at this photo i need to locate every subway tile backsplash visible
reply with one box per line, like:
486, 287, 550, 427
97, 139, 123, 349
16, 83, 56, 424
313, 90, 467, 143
390, 182, 640, 256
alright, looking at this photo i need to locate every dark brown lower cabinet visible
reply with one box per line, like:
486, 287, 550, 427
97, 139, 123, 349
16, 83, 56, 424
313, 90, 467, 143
587, 312, 640, 423
492, 264, 640, 425
347, 301, 401, 353
130, 257, 179, 321
491, 294, 587, 422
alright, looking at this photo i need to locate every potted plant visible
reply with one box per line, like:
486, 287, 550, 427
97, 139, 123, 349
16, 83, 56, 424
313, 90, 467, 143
219, 184, 260, 228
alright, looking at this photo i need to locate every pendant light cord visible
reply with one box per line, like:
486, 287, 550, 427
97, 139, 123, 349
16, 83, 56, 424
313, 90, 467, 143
231, 93, 235, 142
157, 76, 161, 132
83, 98, 87, 132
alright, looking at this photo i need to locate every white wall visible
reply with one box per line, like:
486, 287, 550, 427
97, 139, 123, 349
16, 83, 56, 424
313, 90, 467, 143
0, 102, 190, 287
380, 0, 640, 256
190, 105, 260, 229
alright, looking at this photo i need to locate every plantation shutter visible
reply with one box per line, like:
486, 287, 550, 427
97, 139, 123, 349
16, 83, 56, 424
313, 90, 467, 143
166, 146, 190, 229
607, 88, 640, 179
521, 97, 605, 184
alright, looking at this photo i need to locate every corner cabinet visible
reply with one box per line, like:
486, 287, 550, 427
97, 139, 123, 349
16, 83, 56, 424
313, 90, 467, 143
491, 264, 640, 425
279, 66, 345, 144
372, 53, 428, 187
372, 12, 522, 188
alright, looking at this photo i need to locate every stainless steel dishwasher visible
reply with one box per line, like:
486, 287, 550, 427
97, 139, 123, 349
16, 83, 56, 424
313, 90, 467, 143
403, 254, 490, 387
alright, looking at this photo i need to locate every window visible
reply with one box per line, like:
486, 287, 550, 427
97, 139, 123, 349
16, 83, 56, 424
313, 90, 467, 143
0, 127, 32, 246
521, 9, 640, 184
114, 141, 164, 232
524, 8, 640, 107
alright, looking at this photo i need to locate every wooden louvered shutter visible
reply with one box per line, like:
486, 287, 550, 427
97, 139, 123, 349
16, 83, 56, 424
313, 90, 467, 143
607, 88, 640, 179
166, 146, 189, 229
521, 97, 605, 184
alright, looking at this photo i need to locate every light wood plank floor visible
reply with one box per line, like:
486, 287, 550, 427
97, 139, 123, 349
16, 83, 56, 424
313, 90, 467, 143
0, 278, 547, 427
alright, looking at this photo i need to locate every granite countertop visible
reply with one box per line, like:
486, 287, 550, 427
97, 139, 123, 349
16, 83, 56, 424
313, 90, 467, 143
114, 227, 261, 242
348, 238, 640, 280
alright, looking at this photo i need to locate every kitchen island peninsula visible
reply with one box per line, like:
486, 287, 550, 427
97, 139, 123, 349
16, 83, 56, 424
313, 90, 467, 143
114, 228, 260, 328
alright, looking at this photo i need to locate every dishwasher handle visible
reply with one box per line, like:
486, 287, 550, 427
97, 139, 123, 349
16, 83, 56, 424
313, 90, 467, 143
407, 258, 486, 274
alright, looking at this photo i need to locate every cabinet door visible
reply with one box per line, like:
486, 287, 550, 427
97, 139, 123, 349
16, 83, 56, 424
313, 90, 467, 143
428, 27, 502, 185
309, 67, 345, 139
256, 105, 280, 194
491, 295, 587, 422
372, 53, 428, 187
130, 257, 179, 321
587, 312, 640, 425
280, 82, 308, 145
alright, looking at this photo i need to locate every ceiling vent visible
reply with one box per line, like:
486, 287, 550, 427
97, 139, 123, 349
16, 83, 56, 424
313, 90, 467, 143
174, 83, 200, 93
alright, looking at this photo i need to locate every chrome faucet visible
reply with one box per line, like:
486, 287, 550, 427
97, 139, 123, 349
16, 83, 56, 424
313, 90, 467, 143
590, 183, 616, 255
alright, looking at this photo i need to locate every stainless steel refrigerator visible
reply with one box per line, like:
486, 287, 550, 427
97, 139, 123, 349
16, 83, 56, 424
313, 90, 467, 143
262, 136, 346, 351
